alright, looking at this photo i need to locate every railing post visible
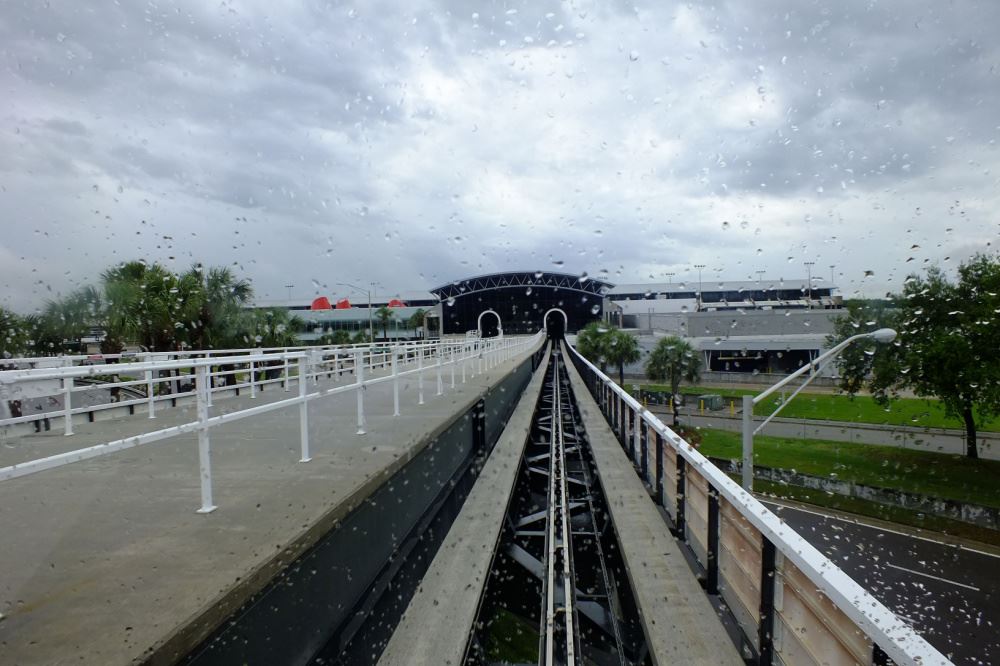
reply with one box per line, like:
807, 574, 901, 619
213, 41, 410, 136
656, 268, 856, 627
145, 368, 156, 419
758, 537, 777, 665
298, 356, 311, 462
195, 364, 217, 514
450, 345, 456, 389
205, 357, 214, 407
436, 344, 443, 396
248, 357, 256, 399
655, 432, 664, 504
355, 350, 366, 435
706, 486, 719, 594
742, 394, 754, 491
418, 346, 425, 405
62, 375, 73, 436
392, 347, 400, 417
462, 343, 468, 383
631, 408, 640, 463
676, 456, 687, 535
283, 355, 290, 392
640, 421, 649, 481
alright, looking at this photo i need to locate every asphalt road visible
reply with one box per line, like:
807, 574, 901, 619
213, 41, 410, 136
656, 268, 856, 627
763, 500, 999, 665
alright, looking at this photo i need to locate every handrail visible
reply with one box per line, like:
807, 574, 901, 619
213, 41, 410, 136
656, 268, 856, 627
0, 332, 546, 514
564, 341, 950, 666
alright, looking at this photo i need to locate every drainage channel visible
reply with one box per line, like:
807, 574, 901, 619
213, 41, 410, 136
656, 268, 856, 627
464, 347, 651, 666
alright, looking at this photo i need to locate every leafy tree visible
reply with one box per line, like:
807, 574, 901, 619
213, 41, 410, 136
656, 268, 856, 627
575, 321, 612, 372
352, 329, 372, 344
102, 261, 187, 351
645, 335, 702, 427
317, 329, 352, 346
604, 329, 641, 386
835, 256, 1000, 458
375, 305, 394, 339
825, 299, 899, 395
1, 307, 32, 358
183, 265, 254, 349
245, 308, 303, 348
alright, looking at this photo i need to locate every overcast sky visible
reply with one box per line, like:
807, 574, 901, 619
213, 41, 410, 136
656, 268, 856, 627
2, 0, 998, 310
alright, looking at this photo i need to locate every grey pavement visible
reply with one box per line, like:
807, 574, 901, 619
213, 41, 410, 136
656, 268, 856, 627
0, 343, 541, 666
648, 405, 1000, 461
764, 499, 1000, 665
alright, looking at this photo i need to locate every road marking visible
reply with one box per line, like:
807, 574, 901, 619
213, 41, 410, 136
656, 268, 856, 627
886, 563, 981, 592
760, 499, 1000, 559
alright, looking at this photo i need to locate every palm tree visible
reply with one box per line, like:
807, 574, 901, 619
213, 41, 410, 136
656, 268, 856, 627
575, 321, 612, 373
102, 261, 181, 351
375, 306, 394, 340
408, 308, 426, 339
1, 307, 31, 358
645, 335, 702, 427
183, 265, 254, 349
605, 329, 641, 386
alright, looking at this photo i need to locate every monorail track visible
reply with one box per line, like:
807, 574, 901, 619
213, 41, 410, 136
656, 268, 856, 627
464, 346, 649, 666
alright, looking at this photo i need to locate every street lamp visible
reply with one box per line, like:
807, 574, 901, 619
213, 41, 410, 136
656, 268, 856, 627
804, 261, 815, 308
694, 264, 706, 311
285, 284, 294, 301
740, 328, 897, 491
336, 281, 373, 341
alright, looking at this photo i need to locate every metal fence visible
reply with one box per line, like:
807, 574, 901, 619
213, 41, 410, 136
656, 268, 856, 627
564, 342, 951, 666
0, 333, 544, 513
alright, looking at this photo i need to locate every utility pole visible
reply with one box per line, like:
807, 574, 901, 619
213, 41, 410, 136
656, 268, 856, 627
694, 264, 706, 311
804, 262, 815, 308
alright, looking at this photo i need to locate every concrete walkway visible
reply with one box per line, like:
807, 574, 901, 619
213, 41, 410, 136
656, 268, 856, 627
0, 342, 541, 666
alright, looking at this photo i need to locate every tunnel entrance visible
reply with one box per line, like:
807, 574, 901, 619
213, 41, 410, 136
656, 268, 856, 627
478, 310, 502, 338
543, 308, 567, 340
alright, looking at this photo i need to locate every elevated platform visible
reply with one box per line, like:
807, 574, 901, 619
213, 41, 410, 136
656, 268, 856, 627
0, 342, 542, 665
561, 343, 745, 665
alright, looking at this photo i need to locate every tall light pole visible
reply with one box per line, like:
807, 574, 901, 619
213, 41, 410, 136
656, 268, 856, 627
285, 284, 294, 301
740, 328, 897, 491
829, 264, 835, 286
694, 264, 706, 310
336, 282, 373, 341
664, 271, 675, 285
804, 261, 815, 308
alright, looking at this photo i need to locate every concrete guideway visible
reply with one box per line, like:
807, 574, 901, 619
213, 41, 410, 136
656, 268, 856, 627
0, 338, 544, 665
378, 346, 552, 665
562, 346, 746, 665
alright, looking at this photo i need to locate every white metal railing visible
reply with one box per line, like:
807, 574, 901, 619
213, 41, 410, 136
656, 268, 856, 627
564, 341, 951, 666
0, 333, 544, 513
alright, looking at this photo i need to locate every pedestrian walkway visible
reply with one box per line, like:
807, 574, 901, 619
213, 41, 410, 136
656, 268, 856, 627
0, 341, 542, 665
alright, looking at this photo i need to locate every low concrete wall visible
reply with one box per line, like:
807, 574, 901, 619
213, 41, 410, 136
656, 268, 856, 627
709, 457, 1000, 531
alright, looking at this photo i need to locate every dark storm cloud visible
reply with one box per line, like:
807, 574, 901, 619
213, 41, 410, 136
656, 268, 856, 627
1, 0, 998, 309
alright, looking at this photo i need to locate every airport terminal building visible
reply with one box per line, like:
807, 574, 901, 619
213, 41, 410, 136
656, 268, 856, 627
271, 271, 843, 374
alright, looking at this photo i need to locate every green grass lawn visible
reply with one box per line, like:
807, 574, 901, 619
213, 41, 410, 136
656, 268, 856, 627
696, 428, 1000, 509
630, 382, 1000, 432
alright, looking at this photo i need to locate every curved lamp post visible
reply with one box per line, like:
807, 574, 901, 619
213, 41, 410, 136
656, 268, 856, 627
741, 328, 897, 491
